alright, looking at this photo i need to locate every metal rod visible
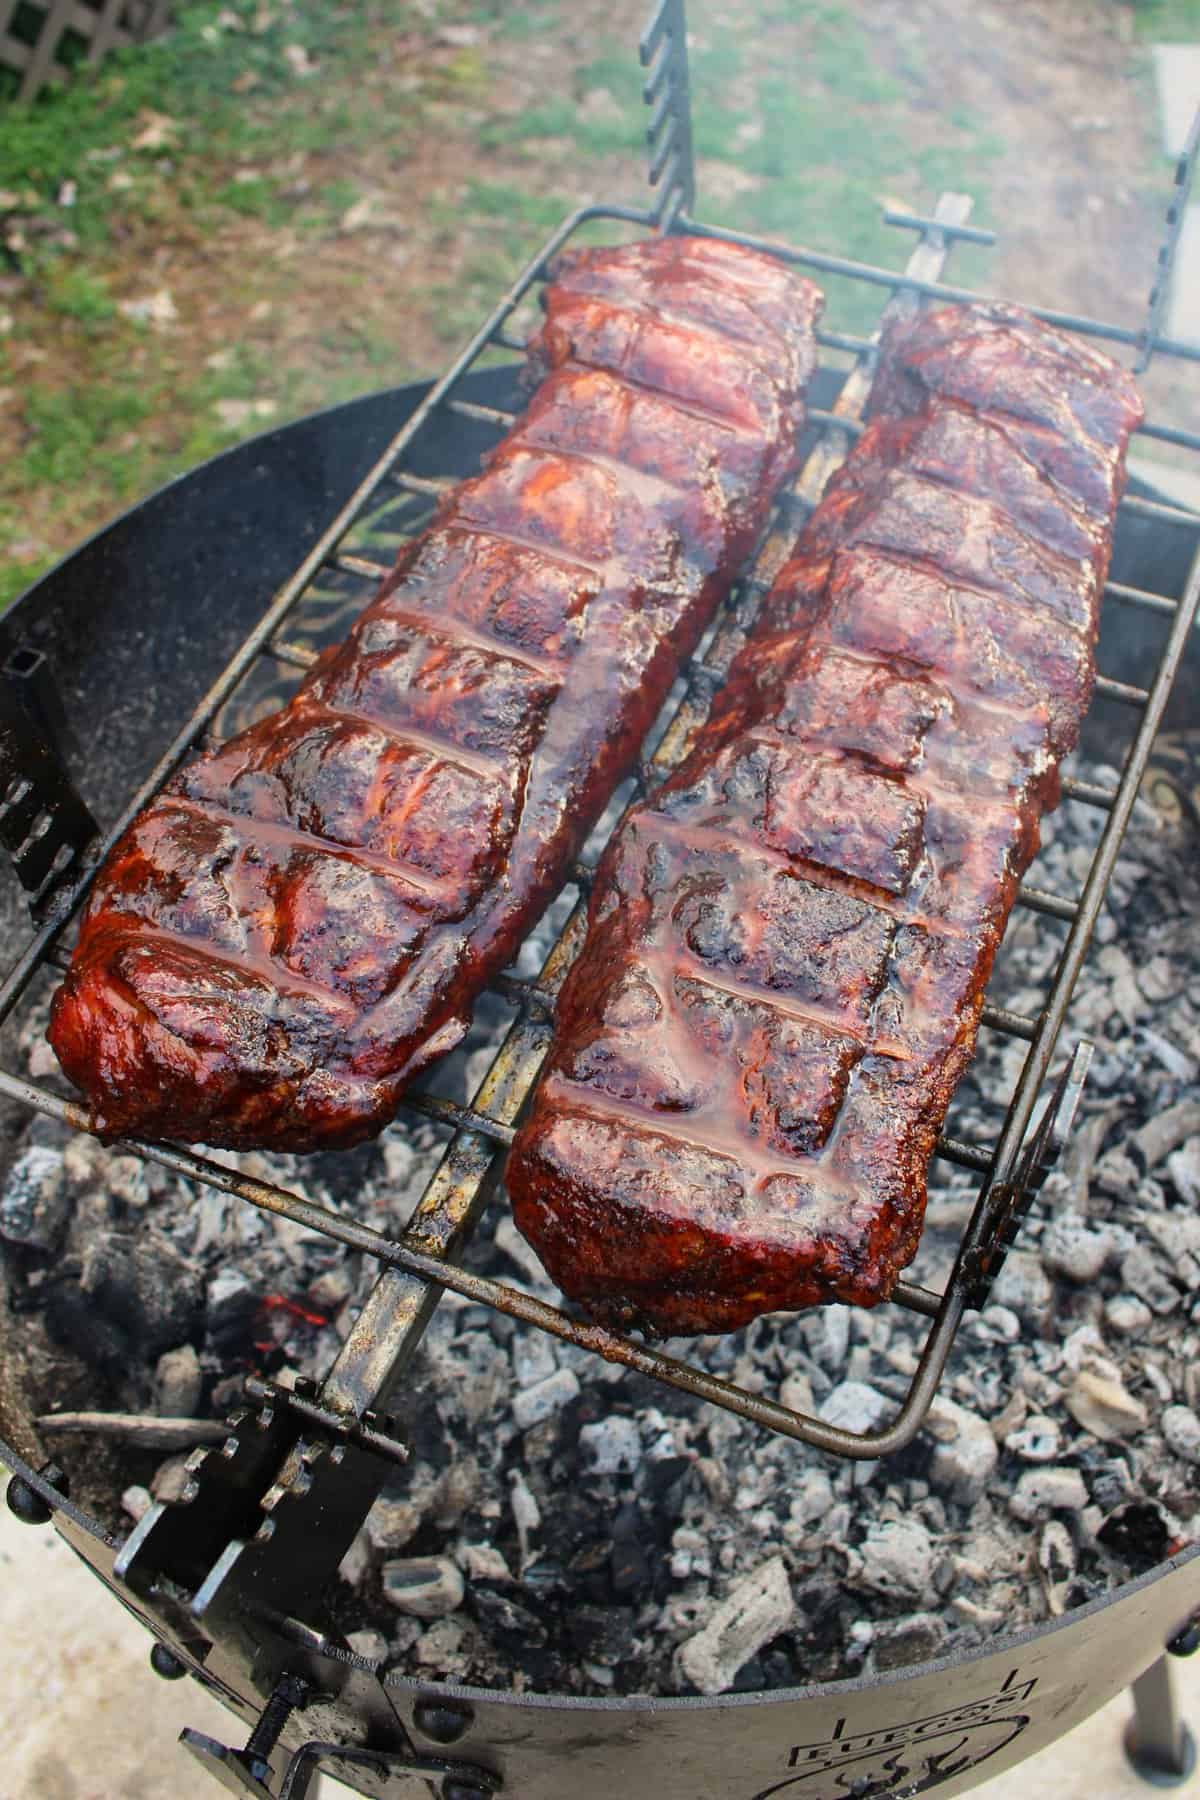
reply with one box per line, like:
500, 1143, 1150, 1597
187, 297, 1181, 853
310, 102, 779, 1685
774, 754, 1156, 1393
1105, 579, 1180, 618
37, 1412, 228, 1449
1017, 883, 1079, 923
1124, 1656, 1196, 1784
935, 1135, 995, 1174
1061, 773, 1116, 809
1094, 674, 1151, 707
980, 1003, 1040, 1041
442, 397, 517, 430
671, 208, 1200, 364
329, 552, 390, 582
1120, 492, 1199, 528
882, 209, 996, 245
266, 639, 318, 671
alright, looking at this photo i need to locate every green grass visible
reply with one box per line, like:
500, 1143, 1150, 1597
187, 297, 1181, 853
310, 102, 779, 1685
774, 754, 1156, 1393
0, 0, 412, 248
477, 9, 1003, 336
1131, 0, 1200, 36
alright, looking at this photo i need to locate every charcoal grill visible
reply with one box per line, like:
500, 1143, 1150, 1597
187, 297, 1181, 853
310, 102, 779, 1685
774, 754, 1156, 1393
1, 3, 1200, 1794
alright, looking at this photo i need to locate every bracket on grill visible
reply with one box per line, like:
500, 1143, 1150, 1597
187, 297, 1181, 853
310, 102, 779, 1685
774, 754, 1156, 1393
640, 0, 695, 228
964, 1038, 1094, 1310
1137, 101, 1200, 373
277, 1739, 502, 1800
0, 647, 97, 912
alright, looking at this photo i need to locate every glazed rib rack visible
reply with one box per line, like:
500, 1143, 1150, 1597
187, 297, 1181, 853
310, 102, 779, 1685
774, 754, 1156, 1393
1, 176, 1199, 1460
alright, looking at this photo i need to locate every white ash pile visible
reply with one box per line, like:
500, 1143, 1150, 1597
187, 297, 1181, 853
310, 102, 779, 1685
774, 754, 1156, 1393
1, 753, 1199, 1700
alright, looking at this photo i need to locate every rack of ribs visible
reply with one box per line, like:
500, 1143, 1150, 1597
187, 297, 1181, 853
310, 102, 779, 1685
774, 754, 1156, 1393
508, 302, 1143, 1336
48, 238, 823, 1151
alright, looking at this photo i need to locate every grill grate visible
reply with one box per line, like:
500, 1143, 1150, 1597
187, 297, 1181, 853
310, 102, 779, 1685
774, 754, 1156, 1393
0, 178, 1198, 1460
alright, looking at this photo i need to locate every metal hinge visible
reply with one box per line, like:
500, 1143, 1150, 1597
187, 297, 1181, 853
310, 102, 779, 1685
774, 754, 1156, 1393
0, 646, 97, 914
640, 0, 695, 229
966, 1038, 1093, 1309
1137, 102, 1200, 373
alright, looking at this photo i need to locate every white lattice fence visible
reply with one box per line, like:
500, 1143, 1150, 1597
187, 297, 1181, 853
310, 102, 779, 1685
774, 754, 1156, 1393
0, 0, 172, 103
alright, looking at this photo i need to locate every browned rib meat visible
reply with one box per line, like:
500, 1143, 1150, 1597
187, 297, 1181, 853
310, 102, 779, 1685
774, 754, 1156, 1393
48, 238, 822, 1151
508, 303, 1143, 1335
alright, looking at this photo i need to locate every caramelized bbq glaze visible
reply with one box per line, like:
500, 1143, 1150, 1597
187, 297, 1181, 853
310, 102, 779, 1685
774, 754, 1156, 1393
48, 238, 823, 1150
507, 303, 1143, 1335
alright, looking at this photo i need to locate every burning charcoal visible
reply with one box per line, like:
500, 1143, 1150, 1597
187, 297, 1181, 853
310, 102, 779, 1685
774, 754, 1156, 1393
470, 1585, 549, 1648
1131, 1101, 1200, 1171
1104, 1295, 1153, 1336
0, 1146, 69, 1252
511, 1332, 557, 1389
1143, 1212, 1200, 1281
669, 1526, 712, 1580
870, 1613, 947, 1672
817, 1381, 890, 1435
511, 1368, 581, 1431
308, 1266, 354, 1312
1009, 1467, 1088, 1522
345, 1628, 388, 1664
1037, 1520, 1076, 1617
121, 1484, 152, 1522
1096, 1502, 1170, 1571
578, 1415, 642, 1477
854, 1519, 934, 1600
366, 1495, 424, 1554
1040, 1213, 1113, 1284
382, 1556, 465, 1618
154, 1345, 202, 1418
79, 1227, 203, 1360
460, 1544, 512, 1584
509, 1469, 541, 1569
806, 1307, 851, 1372
610, 1503, 653, 1598
568, 1604, 636, 1667
1065, 1369, 1148, 1441
1166, 1139, 1200, 1208
204, 1269, 259, 1356
1005, 1415, 1063, 1464
1161, 1405, 1200, 1464
337, 1529, 372, 1590
925, 1399, 998, 1504
989, 1251, 1053, 1326
151, 1454, 194, 1503
1120, 1245, 1180, 1315
676, 1556, 794, 1696
414, 1619, 468, 1674
778, 1371, 815, 1416
1094, 1147, 1141, 1197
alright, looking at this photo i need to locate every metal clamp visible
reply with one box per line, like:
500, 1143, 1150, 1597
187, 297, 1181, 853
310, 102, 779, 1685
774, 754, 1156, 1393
278, 1739, 502, 1800
1137, 104, 1200, 373
640, 0, 695, 228
242, 1375, 410, 1469
966, 1039, 1093, 1309
182, 1674, 310, 1798
0, 649, 97, 911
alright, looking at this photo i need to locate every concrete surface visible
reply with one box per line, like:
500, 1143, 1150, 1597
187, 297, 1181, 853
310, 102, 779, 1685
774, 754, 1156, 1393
2, 1502, 1199, 1799
1152, 45, 1200, 158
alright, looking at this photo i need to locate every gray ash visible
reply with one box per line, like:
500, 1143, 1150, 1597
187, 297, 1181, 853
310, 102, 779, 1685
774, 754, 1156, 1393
2, 751, 1199, 1699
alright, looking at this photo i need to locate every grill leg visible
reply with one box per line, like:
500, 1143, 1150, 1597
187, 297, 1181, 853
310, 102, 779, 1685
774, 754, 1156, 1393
1124, 1656, 1198, 1787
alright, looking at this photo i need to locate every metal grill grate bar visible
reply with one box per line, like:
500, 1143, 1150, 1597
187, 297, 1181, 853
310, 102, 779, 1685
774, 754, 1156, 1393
1017, 883, 1079, 923
1105, 579, 1180, 617
980, 1003, 1040, 1041
1094, 674, 1151, 706
1061, 773, 1116, 809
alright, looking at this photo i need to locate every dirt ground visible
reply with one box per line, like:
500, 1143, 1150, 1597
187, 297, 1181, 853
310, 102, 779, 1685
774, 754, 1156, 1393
0, 0, 1194, 602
